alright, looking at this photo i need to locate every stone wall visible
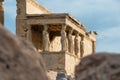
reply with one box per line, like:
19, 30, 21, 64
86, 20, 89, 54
26, 0, 50, 14
65, 53, 79, 76
16, 0, 50, 17
16, 0, 50, 37
31, 25, 43, 51
50, 37, 62, 52
41, 52, 79, 76
41, 52, 65, 71
83, 38, 93, 57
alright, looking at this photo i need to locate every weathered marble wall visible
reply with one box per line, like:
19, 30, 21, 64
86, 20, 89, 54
50, 37, 62, 52
26, 0, 50, 14
65, 53, 79, 76
16, 0, 50, 38
41, 52, 65, 71
83, 38, 93, 57
31, 26, 43, 51
41, 52, 79, 77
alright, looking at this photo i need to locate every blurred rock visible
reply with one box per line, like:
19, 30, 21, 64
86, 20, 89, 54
75, 53, 120, 80
0, 25, 48, 80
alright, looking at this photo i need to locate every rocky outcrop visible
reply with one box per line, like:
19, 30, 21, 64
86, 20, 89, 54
75, 53, 120, 80
0, 25, 48, 80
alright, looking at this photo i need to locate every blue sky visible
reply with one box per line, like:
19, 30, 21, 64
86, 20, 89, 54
4, 0, 120, 53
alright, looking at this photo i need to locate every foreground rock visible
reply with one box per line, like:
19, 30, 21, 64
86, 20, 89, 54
0, 25, 48, 80
75, 53, 120, 80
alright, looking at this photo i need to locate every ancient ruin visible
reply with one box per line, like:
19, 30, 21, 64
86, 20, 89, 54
16, 0, 97, 76
0, 0, 4, 25
0, 0, 97, 77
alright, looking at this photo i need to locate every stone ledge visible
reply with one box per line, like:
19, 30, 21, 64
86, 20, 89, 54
40, 51, 80, 74
40, 51, 79, 59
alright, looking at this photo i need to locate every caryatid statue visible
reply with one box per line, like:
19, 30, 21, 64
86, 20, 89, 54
74, 33, 80, 56
80, 36, 84, 57
42, 25, 50, 51
61, 24, 68, 51
68, 28, 73, 53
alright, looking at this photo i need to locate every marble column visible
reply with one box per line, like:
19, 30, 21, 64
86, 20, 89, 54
61, 24, 68, 51
74, 33, 80, 56
68, 28, 73, 53
0, 0, 4, 25
42, 25, 50, 52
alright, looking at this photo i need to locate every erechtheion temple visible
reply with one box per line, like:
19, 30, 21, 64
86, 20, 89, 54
1, 0, 97, 76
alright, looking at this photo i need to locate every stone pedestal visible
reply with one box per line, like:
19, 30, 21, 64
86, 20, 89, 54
41, 51, 80, 76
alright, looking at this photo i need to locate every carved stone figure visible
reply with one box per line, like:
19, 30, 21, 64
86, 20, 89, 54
74, 33, 80, 56
80, 37, 84, 57
68, 28, 73, 53
43, 25, 50, 51
61, 25, 68, 51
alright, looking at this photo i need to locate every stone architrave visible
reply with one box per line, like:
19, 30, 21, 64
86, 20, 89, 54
74, 33, 80, 56
68, 28, 73, 53
61, 24, 68, 51
42, 25, 50, 51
